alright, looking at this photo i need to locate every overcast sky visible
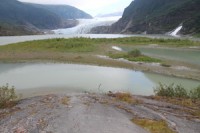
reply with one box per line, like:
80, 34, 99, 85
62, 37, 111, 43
18, 0, 133, 16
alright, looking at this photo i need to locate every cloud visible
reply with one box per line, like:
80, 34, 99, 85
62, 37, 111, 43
18, 0, 133, 16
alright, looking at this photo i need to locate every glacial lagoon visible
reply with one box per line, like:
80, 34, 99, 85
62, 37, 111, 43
0, 63, 199, 96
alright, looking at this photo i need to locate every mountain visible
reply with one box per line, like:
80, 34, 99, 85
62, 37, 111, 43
0, 0, 62, 29
0, 22, 42, 36
109, 0, 200, 35
28, 3, 92, 20
0, 0, 92, 36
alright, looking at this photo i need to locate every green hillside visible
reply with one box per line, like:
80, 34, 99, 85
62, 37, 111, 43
0, 0, 62, 29
29, 4, 92, 20
0, 0, 92, 36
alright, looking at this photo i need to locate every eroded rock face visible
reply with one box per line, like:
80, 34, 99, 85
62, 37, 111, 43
1, 93, 200, 133
109, 0, 200, 35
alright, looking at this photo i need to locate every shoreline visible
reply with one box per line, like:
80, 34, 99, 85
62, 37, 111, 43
0, 37, 199, 82
1, 54, 200, 81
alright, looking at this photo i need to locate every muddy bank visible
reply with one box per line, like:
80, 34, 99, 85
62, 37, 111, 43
96, 54, 200, 81
0, 51, 200, 81
1, 93, 200, 133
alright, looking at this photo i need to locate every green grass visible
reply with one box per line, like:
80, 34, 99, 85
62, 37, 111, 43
0, 37, 199, 53
0, 38, 96, 53
127, 56, 161, 63
103, 37, 200, 46
2, 37, 197, 62
109, 49, 161, 63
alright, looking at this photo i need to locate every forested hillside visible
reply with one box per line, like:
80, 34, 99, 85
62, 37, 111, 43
0, 0, 92, 36
29, 4, 92, 20
110, 0, 200, 35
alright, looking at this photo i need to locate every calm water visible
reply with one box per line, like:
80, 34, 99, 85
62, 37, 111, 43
0, 63, 199, 96
138, 47, 200, 66
0, 34, 134, 46
121, 46, 200, 66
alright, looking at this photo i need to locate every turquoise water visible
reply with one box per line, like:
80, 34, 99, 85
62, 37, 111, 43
122, 46, 200, 66
138, 47, 200, 66
0, 63, 199, 96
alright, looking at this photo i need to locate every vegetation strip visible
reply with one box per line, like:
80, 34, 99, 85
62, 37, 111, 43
132, 118, 175, 133
154, 83, 200, 99
109, 49, 161, 63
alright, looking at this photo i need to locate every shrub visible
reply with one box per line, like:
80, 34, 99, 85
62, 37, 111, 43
0, 84, 18, 108
128, 49, 142, 57
189, 86, 200, 99
173, 85, 188, 98
154, 83, 200, 99
154, 83, 175, 97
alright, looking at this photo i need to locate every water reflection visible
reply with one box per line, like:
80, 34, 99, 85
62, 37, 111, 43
138, 47, 200, 66
122, 46, 200, 66
0, 63, 199, 96
144, 72, 199, 91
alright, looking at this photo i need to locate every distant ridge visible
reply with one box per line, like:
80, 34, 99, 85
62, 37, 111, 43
0, 0, 61, 29
0, 0, 92, 36
28, 3, 92, 20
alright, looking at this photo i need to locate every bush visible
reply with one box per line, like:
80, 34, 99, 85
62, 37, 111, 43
0, 84, 18, 108
128, 49, 142, 57
154, 83, 200, 99
174, 85, 188, 98
154, 83, 175, 97
189, 86, 200, 99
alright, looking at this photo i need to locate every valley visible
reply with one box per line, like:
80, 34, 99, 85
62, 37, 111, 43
0, 0, 200, 133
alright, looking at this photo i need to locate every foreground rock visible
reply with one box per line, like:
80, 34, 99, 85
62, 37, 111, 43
0, 93, 200, 133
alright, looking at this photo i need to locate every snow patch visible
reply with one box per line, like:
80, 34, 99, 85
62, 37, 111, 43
112, 46, 123, 51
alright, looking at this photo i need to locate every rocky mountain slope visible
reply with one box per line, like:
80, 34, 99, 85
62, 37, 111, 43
95, 0, 200, 35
